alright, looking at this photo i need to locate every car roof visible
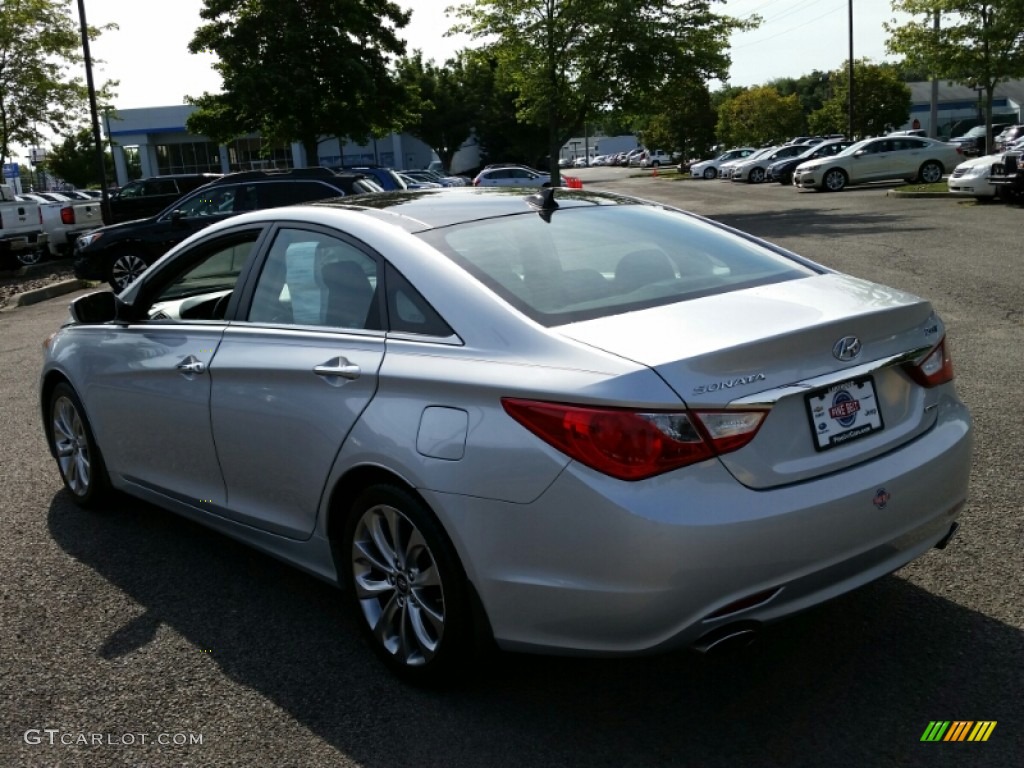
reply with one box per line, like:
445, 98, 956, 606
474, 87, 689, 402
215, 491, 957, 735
309, 187, 626, 232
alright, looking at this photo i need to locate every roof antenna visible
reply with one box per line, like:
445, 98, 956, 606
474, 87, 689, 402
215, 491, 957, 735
526, 186, 558, 219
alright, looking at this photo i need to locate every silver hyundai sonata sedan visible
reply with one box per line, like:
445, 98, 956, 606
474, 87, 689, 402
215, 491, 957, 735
41, 187, 972, 682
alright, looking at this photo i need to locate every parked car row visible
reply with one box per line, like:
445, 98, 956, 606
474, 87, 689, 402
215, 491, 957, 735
687, 135, 965, 192
948, 136, 1024, 200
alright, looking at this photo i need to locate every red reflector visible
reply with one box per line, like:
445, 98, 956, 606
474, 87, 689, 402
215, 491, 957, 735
60, 206, 75, 225
707, 586, 781, 619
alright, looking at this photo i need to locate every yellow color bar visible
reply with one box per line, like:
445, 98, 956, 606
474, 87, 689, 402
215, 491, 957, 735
968, 721, 997, 742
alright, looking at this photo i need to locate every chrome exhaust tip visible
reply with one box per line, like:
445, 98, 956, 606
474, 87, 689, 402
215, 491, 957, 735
693, 623, 760, 654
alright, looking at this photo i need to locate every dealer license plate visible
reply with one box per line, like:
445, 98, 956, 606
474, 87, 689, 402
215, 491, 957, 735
805, 377, 883, 451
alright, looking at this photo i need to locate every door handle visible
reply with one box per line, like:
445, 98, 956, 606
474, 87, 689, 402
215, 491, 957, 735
176, 355, 206, 375
313, 356, 361, 381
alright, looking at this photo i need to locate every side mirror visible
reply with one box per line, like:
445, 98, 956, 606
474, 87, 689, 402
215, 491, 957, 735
853, 150, 865, 158
69, 291, 120, 324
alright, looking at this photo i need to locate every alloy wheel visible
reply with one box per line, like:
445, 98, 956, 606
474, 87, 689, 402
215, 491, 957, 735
749, 168, 765, 183
52, 395, 91, 496
351, 503, 446, 667
111, 253, 148, 290
16, 249, 44, 267
824, 169, 847, 192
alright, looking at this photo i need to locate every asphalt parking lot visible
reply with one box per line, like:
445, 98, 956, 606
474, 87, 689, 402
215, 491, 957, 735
1, 173, 1021, 768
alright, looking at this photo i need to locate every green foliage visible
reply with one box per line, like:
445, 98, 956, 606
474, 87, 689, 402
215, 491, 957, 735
46, 126, 111, 188
0, 0, 116, 164
716, 86, 804, 146
808, 60, 912, 138
450, 0, 752, 183
887, 1, 1024, 151
187, 0, 411, 163
633, 82, 716, 160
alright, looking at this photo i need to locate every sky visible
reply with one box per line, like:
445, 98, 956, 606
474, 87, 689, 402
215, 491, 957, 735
78, 0, 911, 111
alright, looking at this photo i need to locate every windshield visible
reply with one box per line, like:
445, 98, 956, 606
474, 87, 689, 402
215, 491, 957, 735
418, 204, 816, 327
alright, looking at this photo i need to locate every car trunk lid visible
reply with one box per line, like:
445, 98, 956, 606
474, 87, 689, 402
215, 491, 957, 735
556, 273, 943, 488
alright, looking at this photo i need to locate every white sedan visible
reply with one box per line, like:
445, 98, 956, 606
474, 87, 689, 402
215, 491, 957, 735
947, 138, 1024, 199
689, 147, 756, 179
793, 136, 964, 192
473, 166, 551, 187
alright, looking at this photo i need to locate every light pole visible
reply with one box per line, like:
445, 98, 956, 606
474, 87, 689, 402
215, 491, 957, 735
847, 0, 854, 139
75, 0, 111, 222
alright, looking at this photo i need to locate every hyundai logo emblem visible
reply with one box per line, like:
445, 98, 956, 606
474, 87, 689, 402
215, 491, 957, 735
833, 336, 862, 361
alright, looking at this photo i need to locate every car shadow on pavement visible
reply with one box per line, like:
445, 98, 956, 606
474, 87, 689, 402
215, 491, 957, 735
48, 491, 1022, 768
712, 208, 931, 243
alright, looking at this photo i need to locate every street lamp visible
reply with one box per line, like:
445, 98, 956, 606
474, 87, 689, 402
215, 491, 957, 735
75, 0, 111, 222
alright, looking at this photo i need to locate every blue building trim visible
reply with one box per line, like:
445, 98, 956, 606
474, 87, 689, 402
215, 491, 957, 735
108, 125, 189, 136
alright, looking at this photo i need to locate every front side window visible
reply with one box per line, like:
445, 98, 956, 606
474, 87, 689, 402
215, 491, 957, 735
247, 229, 380, 330
143, 232, 260, 322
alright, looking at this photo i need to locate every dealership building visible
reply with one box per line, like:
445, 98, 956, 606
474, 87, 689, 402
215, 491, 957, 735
103, 105, 479, 185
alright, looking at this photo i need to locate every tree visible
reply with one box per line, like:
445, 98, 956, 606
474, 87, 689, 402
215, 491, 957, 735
716, 86, 804, 147
187, 0, 411, 164
633, 82, 716, 160
0, 0, 115, 165
887, 1, 1024, 153
396, 51, 485, 172
47, 126, 112, 187
807, 60, 911, 138
451, 0, 753, 184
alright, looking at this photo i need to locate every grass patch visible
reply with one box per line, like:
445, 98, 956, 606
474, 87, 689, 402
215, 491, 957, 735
894, 181, 948, 194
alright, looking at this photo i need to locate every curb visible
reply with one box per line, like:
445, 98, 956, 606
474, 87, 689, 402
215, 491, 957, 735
14, 279, 91, 307
886, 190, 956, 199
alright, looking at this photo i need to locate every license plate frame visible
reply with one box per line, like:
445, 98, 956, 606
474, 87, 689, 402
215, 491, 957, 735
805, 376, 884, 452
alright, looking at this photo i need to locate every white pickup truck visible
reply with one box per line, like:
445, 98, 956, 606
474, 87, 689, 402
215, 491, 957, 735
35, 193, 103, 257
0, 185, 48, 268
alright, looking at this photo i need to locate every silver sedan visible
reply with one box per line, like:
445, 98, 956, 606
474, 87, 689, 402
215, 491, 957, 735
40, 186, 973, 683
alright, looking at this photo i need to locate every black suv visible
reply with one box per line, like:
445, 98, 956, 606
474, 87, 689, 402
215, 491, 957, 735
75, 168, 382, 290
107, 174, 223, 224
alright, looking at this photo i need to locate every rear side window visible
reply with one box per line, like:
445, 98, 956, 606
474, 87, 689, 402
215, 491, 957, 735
418, 205, 815, 326
260, 181, 345, 207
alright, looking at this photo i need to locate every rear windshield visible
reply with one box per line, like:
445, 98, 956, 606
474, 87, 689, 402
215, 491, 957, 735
418, 204, 816, 326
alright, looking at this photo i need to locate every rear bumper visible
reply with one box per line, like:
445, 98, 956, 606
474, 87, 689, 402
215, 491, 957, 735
427, 396, 972, 655
0, 230, 47, 253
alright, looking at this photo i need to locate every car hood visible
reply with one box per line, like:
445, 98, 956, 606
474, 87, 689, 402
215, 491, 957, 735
82, 214, 161, 239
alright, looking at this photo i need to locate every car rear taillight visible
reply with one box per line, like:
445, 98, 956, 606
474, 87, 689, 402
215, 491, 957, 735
904, 336, 954, 387
501, 399, 766, 481
60, 206, 75, 225
472, 177, 481, 186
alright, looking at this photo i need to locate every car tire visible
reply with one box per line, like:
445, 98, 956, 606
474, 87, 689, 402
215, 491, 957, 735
48, 382, 111, 508
108, 252, 148, 292
16, 247, 45, 267
703, 168, 716, 179
343, 483, 475, 684
748, 167, 765, 184
918, 161, 944, 184
822, 168, 847, 192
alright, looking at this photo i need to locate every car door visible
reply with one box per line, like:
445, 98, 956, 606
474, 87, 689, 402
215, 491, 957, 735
208, 225, 386, 538
851, 139, 889, 182
86, 227, 265, 506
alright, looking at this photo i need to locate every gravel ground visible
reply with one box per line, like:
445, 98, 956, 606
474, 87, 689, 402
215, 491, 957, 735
0, 262, 76, 309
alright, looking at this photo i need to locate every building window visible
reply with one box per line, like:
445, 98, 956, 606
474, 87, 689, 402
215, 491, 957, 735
228, 138, 294, 171
121, 146, 143, 180
155, 141, 222, 175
